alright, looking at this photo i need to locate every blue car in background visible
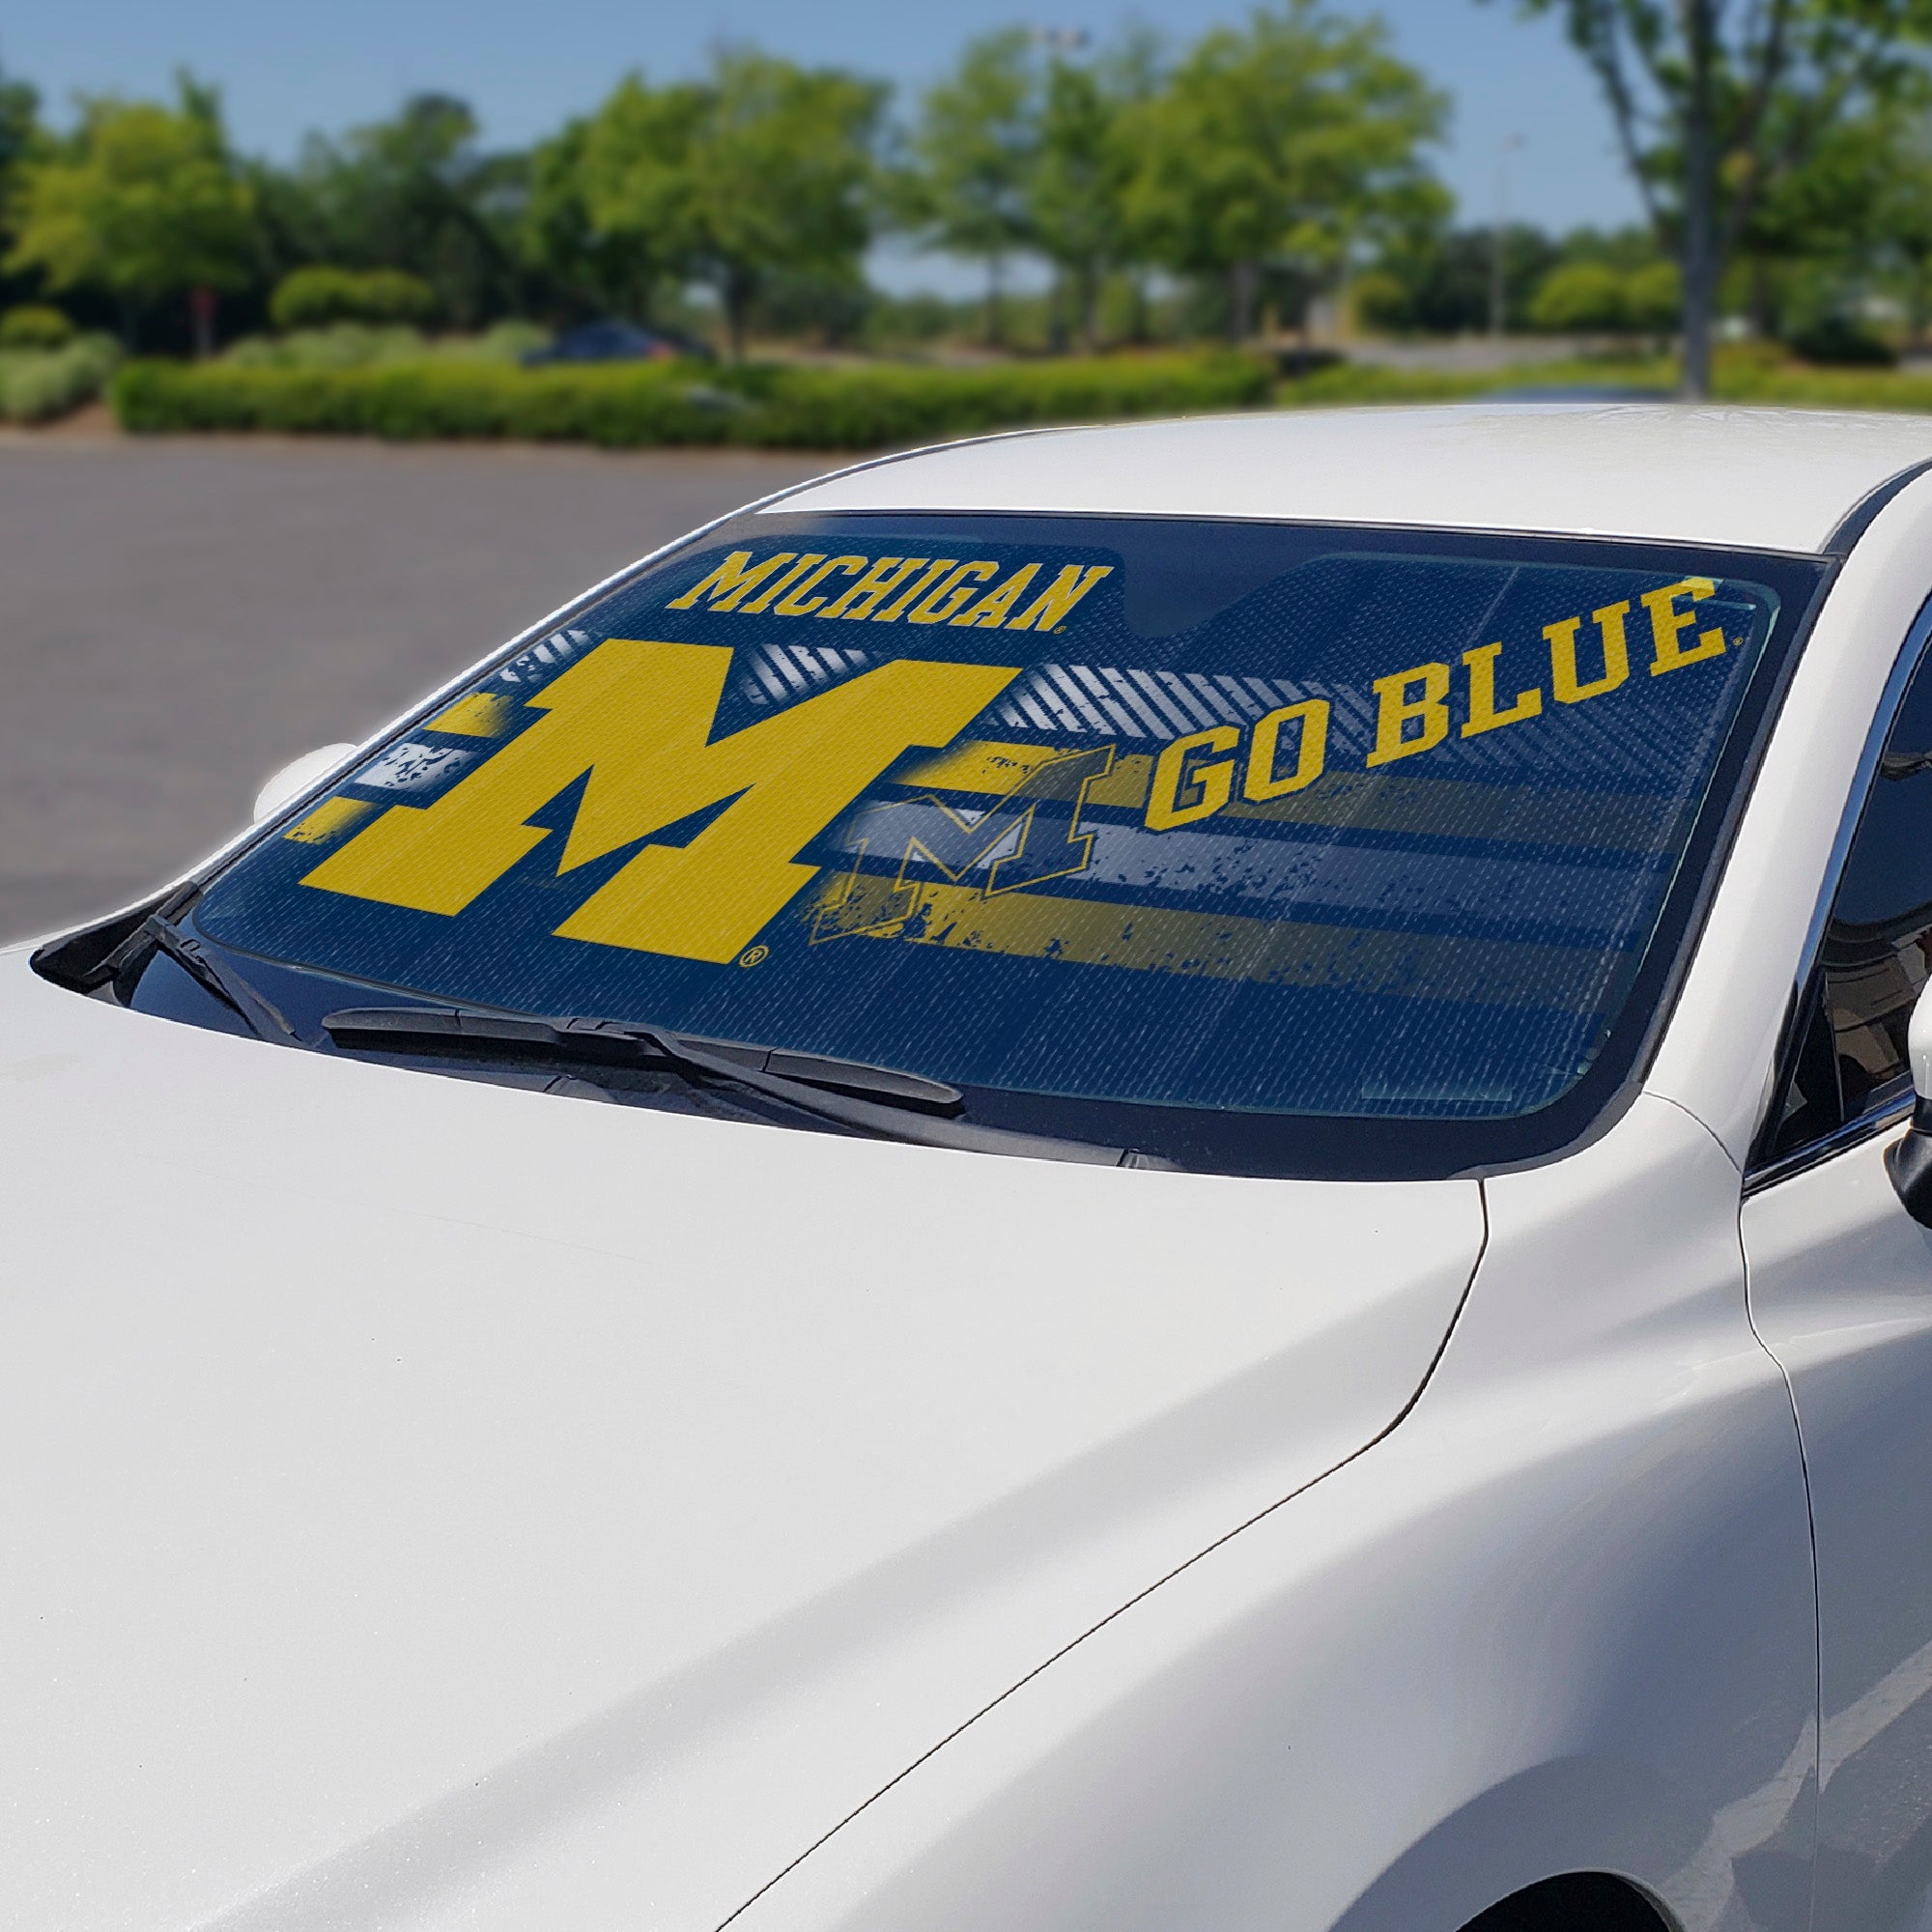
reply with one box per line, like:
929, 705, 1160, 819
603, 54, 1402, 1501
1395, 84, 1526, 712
522, 319, 711, 365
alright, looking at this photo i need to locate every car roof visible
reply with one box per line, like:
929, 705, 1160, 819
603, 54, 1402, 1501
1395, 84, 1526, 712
772, 403, 1932, 555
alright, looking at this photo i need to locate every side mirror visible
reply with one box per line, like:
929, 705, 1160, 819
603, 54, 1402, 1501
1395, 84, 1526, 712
1888, 980, 1932, 1224
252, 743, 354, 824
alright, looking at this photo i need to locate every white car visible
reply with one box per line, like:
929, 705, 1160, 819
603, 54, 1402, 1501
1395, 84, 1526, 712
16, 404, 1932, 1932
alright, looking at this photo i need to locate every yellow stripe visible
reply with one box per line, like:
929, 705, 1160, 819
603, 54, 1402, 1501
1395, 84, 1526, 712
895, 739, 1151, 810
809, 870, 1619, 1012
426, 693, 520, 738
895, 739, 1678, 851
284, 796, 378, 844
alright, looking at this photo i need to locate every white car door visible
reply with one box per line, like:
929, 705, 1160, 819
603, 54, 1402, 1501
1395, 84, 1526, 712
1743, 629, 1932, 1931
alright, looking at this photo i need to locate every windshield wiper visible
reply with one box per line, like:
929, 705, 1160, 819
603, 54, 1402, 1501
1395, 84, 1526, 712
321, 1005, 1164, 1168
137, 914, 299, 1043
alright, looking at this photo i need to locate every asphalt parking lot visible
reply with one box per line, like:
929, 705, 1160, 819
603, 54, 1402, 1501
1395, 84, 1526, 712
0, 434, 826, 943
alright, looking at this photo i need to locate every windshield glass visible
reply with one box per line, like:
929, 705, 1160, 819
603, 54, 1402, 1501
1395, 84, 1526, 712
179, 510, 1823, 1177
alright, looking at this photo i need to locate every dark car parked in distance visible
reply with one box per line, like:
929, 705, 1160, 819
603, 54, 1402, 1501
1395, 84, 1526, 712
522, 320, 712, 366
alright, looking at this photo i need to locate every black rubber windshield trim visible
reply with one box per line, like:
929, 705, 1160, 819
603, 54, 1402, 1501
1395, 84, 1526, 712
1825, 458, 1932, 557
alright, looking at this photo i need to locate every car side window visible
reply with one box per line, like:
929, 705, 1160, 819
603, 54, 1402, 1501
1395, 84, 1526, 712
1764, 648, 1932, 1164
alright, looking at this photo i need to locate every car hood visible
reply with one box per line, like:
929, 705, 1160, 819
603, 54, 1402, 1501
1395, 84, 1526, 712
0, 950, 1484, 1932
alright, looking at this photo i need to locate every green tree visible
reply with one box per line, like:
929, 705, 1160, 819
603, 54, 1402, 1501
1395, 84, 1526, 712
1525, 255, 1680, 331
1502, 0, 1932, 397
679, 51, 885, 358
0, 63, 47, 315
1123, 1, 1445, 341
1026, 33, 1165, 351
1029, 56, 1129, 350
1723, 99, 1932, 347
1367, 222, 1560, 334
286, 96, 525, 326
1528, 259, 1631, 329
899, 30, 1037, 345
554, 53, 881, 357
0, 62, 40, 197
542, 75, 708, 325
1868, 116, 1932, 346
1624, 257, 1684, 330
7, 78, 254, 348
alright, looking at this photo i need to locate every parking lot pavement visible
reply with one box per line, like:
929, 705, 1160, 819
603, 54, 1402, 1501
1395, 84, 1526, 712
0, 435, 827, 943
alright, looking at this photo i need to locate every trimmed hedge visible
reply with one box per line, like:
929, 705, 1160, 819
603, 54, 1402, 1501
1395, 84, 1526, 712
110, 350, 1274, 449
1277, 350, 1932, 414
270, 267, 436, 331
0, 303, 76, 350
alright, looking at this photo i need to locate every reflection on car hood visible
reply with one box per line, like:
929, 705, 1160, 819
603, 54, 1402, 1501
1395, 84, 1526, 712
0, 951, 1483, 1932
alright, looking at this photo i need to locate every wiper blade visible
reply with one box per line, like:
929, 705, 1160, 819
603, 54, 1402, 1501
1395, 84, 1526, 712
321, 1005, 1160, 1168
139, 915, 298, 1043
324, 1005, 962, 1107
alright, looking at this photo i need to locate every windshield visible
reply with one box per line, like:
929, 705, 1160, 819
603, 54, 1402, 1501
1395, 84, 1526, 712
167, 510, 1823, 1177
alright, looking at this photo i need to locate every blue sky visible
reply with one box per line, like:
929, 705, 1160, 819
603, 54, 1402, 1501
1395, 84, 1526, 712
5, 1, 1644, 287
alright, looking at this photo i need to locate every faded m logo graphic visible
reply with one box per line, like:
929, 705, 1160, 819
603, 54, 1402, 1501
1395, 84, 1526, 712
813, 746, 1115, 940
301, 639, 1017, 962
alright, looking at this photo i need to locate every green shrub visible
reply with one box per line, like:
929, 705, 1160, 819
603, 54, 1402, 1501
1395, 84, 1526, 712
111, 350, 1272, 448
1787, 315, 1898, 368
713, 354, 1272, 447
1715, 361, 1932, 410
1528, 263, 1631, 333
224, 323, 427, 370
0, 333, 121, 422
1278, 362, 1488, 407
0, 303, 75, 350
1623, 261, 1683, 333
223, 319, 553, 372
430, 319, 553, 363
269, 267, 437, 332
1349, 270, 1412, 334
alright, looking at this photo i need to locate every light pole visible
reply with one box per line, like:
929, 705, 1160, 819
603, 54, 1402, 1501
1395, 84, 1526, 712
1491, 133, 1524, 339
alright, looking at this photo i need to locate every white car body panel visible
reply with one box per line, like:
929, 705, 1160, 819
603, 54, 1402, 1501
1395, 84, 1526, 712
1745, 1137, 1932, 1931
778, 404, 1932, 553
0, 959, 1479, 1931
16, 404, 1932, 1930
1649, 469, 1932, 1161
729, 1098, 1815, 1932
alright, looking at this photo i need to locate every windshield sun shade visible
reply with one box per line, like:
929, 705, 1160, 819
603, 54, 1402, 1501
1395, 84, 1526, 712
176, 510, 1827, 1179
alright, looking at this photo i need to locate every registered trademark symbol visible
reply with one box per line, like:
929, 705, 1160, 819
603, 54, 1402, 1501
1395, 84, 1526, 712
738, 945, 770, 968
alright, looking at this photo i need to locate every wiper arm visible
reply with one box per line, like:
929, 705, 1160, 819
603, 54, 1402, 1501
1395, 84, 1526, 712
139, 915, 298, 1043
324, 1005, 962, 1107
321, 1006, 1160, 1168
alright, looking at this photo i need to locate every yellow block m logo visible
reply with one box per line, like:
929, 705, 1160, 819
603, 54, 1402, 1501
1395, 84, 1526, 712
301, 639, 1018, 963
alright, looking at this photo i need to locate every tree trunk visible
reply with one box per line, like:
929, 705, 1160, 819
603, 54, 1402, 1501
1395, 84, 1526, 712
724, 267, 752, 362
1078, 264, 1100, 354
982, 254, 1007, 349
1229, 260, 1258, 344
190, 286, 216, 360
1679, 0, 1719, 400
1747, 256, 1775, 341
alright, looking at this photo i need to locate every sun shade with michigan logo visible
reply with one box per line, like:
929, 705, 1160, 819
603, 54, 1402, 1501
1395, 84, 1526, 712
179, 510, 1826, 1178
